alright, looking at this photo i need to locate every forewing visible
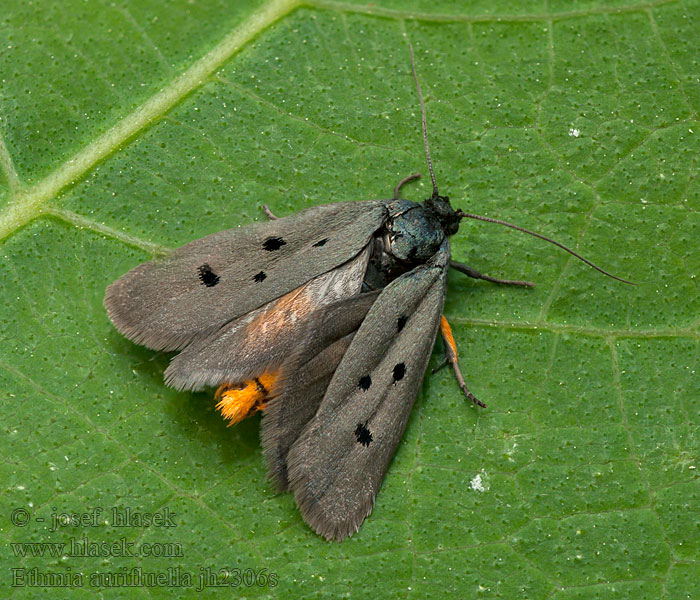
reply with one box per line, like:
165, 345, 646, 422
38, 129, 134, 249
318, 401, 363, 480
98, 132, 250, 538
104, 201, 388, 351
285, 241, 450, 541
163, 246, 371, 391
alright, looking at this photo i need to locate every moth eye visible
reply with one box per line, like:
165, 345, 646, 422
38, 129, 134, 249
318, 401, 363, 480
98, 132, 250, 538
392, 362, 406, 382
397, 315, 408, 332
354, 421, 372, 447
253, 271, 267, 282
198, 264, 220, 287
263, 236, 286, 251
358, 375, 372, 390
312, 238, 328, 247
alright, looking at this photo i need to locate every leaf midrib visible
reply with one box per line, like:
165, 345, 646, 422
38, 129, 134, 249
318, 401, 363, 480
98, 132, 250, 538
0, 0, 680, 247
0, 0, 301, 243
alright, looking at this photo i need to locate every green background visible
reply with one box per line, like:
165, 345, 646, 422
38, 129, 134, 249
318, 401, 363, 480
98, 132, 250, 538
1, 0, 699, 597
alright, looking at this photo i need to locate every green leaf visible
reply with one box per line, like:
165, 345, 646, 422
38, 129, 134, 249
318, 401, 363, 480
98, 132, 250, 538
1, 0, 699, 597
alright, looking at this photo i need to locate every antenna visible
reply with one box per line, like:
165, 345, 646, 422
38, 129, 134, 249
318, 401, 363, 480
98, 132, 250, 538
408, 45, 633, 285
456, 210, 636, 284
409, 44, 439, 199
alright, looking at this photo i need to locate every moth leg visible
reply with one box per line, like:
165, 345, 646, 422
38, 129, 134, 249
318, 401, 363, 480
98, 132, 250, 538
433, 315, 486, 408
450, 261, 534, 288
262, 204, 278, 220
392, 173, 421, 200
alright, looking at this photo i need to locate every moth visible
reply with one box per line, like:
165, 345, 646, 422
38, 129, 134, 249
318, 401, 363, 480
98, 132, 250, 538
104, 47, 631, 541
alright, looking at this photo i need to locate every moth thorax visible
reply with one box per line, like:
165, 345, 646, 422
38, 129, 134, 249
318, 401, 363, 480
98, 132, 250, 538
388, 205, 445, 264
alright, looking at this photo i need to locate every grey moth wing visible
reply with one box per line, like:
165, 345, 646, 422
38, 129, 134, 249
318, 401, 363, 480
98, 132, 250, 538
260, 290, 381, 491
284, 240, 450, 541
104, 200, 388, 352
162, 244, 373, 392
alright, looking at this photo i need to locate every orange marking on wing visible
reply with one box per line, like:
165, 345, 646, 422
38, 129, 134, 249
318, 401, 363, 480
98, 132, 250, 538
245, 284, 316, 339
440, 315, 458, 360
215, 371, 280, 426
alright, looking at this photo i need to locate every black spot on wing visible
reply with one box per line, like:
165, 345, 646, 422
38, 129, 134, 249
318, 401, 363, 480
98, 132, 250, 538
354, 421, 372, 446
358, 375, 372, 391
253, 270, 266, 282
392, 362, 405, 383
263, 236, 286, 251
198, 264, 220, 287
312, 238, 328, 247
397, 315, 408, 332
